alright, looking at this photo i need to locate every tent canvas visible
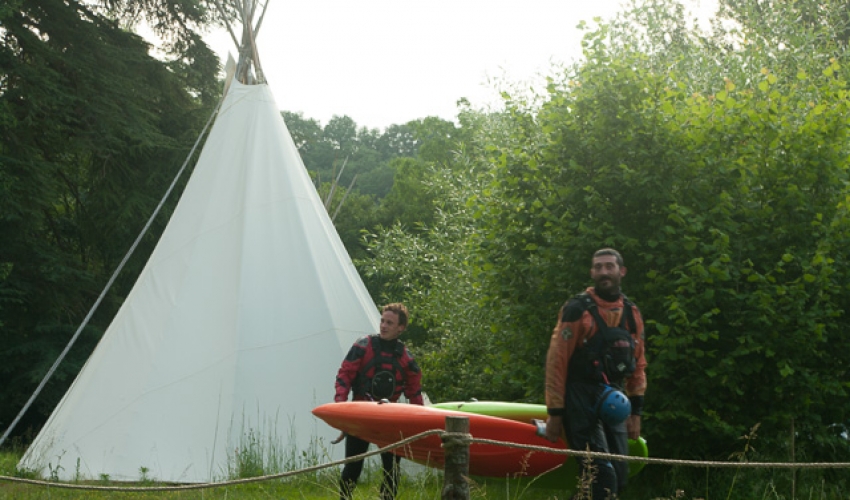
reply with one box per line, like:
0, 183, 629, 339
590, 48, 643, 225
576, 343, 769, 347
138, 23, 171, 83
18, 74, 379, 482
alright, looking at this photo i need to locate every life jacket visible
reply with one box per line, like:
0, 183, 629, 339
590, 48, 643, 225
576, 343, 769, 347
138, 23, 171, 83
567, 293, 637, 387
353, 335, 407, 401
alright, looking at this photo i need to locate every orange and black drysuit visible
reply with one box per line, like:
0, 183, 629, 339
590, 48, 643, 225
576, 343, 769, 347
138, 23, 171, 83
335, 335, 423, 500
545, 287, 647, 497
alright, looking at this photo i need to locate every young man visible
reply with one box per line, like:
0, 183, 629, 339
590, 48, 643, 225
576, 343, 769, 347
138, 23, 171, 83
334, 303, 424, 500
544, 248, 647, 498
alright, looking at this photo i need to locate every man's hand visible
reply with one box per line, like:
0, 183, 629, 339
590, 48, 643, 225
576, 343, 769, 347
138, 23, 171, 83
331, 431, 346, 444
626, 415, 641, 440
544, 415, 563, 443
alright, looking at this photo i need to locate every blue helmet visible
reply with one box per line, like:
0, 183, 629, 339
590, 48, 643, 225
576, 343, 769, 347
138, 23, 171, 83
596, 386, 631, 426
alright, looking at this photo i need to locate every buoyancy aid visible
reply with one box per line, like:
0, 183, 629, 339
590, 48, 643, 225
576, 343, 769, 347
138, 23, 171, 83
567, 293, 637, 387
353, 335, 407, 400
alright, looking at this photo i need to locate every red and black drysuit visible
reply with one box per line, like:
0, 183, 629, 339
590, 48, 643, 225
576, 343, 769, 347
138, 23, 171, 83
545, 287, 647, 497
335, 334, 423, 500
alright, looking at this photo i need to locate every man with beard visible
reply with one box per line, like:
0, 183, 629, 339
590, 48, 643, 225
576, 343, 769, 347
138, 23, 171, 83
544, 248, 647, 498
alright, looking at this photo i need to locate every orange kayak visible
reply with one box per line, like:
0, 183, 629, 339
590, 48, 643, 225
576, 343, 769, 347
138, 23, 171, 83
312, 401, 569, 477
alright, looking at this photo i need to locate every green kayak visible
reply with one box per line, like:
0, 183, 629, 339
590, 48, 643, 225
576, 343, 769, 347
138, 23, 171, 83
432, 400, 648, 485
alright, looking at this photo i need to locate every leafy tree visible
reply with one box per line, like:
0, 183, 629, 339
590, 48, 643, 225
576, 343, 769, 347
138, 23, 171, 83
0, 0, 218, 441
375, 123, 419, 158
408, 117, 461, 166
355, 164, 394, 199
284, 114, 402, 199
313, 181, 378, 261
282, 111, 323, 151
374, 158, 438, 229
361, 109, 528, 401
373, 117, 468, 228
720, 0, 850, 47
467, 1, 850, 492
323, 115, 358, 152
362, 152, 494, 400
490, 0, 845, 458
363, 3, 850, 494
88, 0, 223, 63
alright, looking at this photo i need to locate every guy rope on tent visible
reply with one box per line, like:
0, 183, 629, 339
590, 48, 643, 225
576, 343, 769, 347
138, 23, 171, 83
10, 0, 383, 483
0, 0, 267, 451
0, 61, 226, 454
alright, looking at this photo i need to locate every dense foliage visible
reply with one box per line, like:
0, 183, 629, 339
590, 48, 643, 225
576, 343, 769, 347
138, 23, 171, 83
0, 0, 221, 438
282, 111, 464, 259
363, 0, 850, 494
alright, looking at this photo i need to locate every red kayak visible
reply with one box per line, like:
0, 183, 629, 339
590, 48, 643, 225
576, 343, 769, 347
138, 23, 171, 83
312, 401, 568, 477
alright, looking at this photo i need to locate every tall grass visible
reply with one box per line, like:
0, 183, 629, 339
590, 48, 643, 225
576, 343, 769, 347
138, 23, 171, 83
2, 423, 847, 499
0, 447, 568, 499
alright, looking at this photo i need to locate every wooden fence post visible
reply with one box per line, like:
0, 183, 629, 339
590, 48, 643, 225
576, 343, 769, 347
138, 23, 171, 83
441, 415, 470, 500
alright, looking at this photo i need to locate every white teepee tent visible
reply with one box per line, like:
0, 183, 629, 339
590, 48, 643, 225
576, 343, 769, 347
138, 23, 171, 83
18, 2, 378, 483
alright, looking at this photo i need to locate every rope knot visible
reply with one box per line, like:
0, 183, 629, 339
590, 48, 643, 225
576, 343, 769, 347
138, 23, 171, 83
440, 431, 472, 449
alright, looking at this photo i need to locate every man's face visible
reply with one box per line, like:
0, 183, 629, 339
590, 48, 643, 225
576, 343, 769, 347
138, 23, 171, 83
590, 255, 626, 295
379, 310, 406, 340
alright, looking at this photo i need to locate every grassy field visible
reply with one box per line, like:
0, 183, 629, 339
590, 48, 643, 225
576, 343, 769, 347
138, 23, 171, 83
0, 449, 579, 500
3, 447, 847, 499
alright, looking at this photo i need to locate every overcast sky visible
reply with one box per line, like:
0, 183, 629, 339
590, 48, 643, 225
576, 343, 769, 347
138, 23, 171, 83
203, 0, 717, 130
